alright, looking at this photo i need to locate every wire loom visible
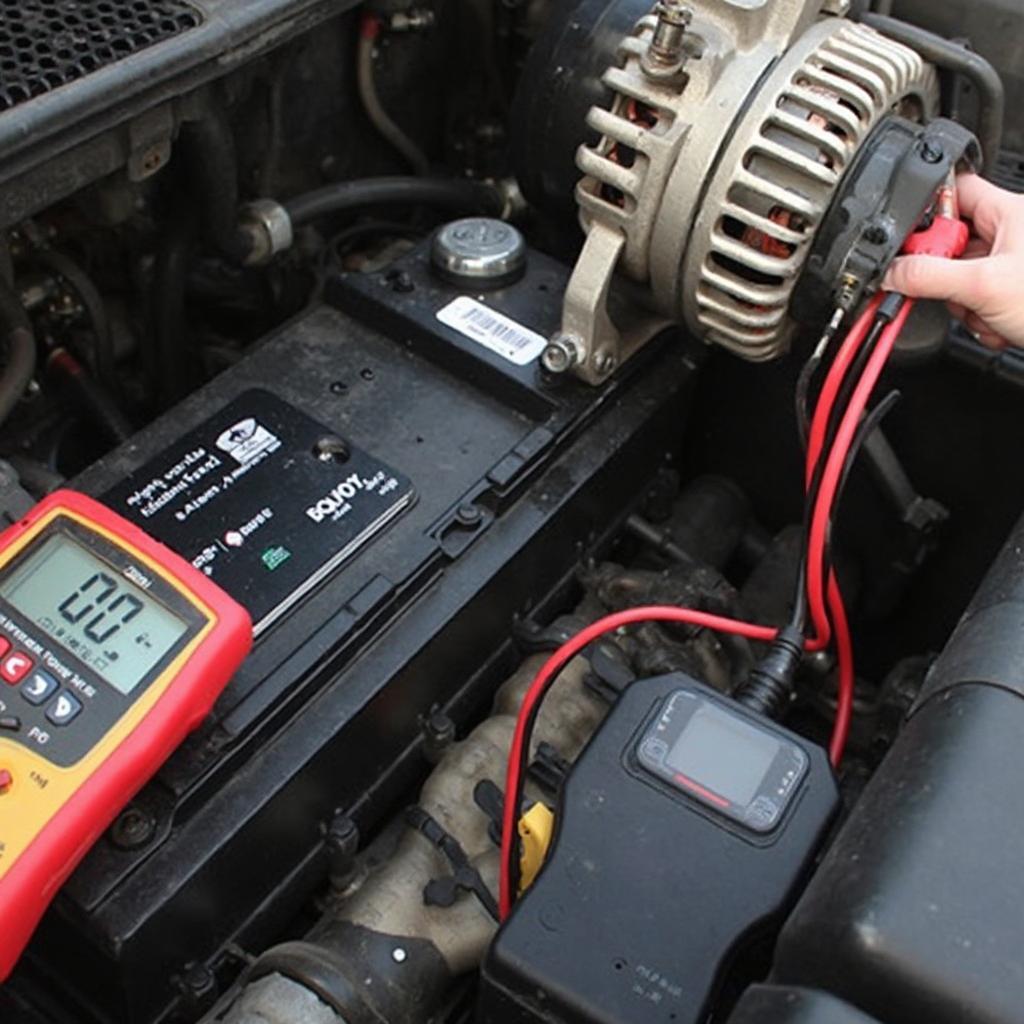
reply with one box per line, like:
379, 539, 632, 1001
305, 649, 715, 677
0, 0, 201, 112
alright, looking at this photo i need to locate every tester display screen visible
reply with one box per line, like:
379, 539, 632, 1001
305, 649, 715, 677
666, 703, 783, 806
0, 533, 189, 695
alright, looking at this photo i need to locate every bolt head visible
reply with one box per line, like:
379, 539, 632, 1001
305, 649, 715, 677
541, 334, 581, 374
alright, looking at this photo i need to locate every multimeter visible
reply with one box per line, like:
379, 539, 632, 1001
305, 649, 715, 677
0, 490, 251, 981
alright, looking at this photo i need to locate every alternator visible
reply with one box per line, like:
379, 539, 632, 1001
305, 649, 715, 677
548, 0, 938, 382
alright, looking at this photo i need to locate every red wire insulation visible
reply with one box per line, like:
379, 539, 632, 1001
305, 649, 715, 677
826, 576, 854, 766
803, 292, 886, 647
807, 303, 914, 634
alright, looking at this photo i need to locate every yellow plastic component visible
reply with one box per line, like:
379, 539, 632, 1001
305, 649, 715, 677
518, 801, 555, 894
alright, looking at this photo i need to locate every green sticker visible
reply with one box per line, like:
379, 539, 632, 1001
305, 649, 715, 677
261, 545, 291, 571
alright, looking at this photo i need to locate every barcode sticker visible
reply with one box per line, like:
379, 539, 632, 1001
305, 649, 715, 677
436, 296, 547, 366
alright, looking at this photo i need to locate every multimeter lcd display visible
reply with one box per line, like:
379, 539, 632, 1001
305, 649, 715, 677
665, 703, 783, 806
0, 533, 189, 695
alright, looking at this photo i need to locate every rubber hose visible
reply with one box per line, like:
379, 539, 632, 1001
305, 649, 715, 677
356, 24, 430, 176
179, 105, 250, 262
152, 210, 200, 408
862, 13, 1004, 172
0, 279, 35, 428
284, 176, 503, 228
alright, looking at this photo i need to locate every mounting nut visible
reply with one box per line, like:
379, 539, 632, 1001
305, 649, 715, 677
238, 199, 294, 266
541, 334, 582, 374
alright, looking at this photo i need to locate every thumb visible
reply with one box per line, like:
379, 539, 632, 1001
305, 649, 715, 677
882, 255, 982, 305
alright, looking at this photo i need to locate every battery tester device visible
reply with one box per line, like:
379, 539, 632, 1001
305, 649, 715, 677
481, 673, 839, 1024
0, 490, 251, 981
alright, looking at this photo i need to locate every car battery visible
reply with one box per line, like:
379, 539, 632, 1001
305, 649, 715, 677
12, 233, 702, 1024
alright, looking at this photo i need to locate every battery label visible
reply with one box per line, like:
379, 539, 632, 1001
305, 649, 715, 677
102, 390, 414, 635
436, 296, 547, 366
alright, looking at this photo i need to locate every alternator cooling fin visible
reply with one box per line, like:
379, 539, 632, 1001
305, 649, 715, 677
689, 20, 937, 360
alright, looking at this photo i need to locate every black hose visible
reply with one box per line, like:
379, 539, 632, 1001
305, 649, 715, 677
284, 176, 503, 228
0, 279, 35, 428
861, 14, 1004, 171
152, 209, 200, 408
178, 105, 250, 262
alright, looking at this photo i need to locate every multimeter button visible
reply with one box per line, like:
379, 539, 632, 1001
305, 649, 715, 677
46, 691, 83, 727
0, 715, 20, 731
1, 650, 34, 685
21, 669, 59, 705
0, 769, 12, 794
0, 637, 10, 659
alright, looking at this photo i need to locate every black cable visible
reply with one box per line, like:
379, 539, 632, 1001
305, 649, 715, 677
836, 390, 902, 505
284, 176, 503, 228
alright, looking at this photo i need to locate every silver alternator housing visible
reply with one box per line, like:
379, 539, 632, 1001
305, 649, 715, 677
553, 0, 938, 382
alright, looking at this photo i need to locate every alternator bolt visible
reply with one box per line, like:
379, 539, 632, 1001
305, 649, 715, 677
541, 334, 581, 374
920, 141, 944, 165
642, 0, 692, 79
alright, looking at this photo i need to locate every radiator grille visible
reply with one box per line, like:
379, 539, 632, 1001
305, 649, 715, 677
0, 0, 202, 112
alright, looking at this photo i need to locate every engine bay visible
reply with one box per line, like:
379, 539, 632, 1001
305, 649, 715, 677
1, 1, 1024, 1022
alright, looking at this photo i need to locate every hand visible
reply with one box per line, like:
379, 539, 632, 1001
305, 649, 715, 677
882, 173, 1024, 350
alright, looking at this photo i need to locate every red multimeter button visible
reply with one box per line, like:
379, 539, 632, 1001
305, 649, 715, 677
0, 769, 12, 794
0, 637, 10, 660
1, 651, 34, 685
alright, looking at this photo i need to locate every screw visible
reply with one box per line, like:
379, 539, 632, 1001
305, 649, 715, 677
541, 333, 581, 374
920, 140, 944, 164
392, 947, 408, 963
863, 224, 889, 245
420, 705, 456, 763
327, 814, 361, 890
456, 503, 482, 526
329, 380, 348, 395
110, 806, 156, 850
595, 350, 618, 375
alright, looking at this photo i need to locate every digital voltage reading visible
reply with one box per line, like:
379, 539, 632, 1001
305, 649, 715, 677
59, 574, 143, 644
0, 533, 188, 694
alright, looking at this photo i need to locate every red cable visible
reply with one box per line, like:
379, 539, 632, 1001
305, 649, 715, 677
803, 293, 886, 647
809, 305, 914, 765
826, 575, 854, 766
807, 304, 914, 633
